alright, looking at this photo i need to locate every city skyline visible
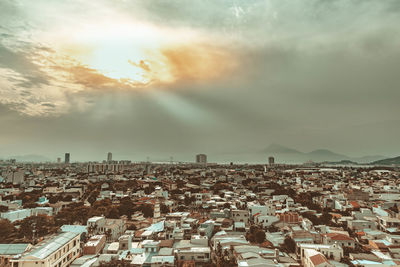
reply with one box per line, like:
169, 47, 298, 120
1, 2, 400, 266
1, 0, 399, 160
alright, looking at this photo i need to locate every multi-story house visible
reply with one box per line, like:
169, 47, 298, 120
10, 232, 80, 267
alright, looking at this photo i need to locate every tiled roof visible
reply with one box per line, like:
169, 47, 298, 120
326, 233, 354, 241
309, 253, 329, 266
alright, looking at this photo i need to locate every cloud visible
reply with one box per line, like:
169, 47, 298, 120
159, 43, 238, 84
0, 0, 400, 158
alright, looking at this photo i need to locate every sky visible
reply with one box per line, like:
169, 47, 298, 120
0, 0, 400, 162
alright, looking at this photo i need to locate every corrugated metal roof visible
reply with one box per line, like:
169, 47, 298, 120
0, 244, 30, 255
24, 232, 79, 259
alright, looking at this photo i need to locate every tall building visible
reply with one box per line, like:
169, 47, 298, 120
57, 157, 61, 163
65, 153, 70, 164
107, 152, 112, 162
268, 156, 275, 165
196, 154, 207, 164
153, 201, 161, 222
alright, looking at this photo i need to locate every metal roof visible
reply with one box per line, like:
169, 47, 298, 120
0, 244, 30, 255
25, 232, 79, 259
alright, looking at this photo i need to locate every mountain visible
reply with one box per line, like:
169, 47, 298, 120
261, 144, 386, 164
354, 155, 386, 163
370, 156, 400, 166
321, 160, 359, 165
262, 144, 302, 154
306, 149, 348, 162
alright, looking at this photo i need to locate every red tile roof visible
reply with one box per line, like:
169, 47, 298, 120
326, 233, 354, 241
310, 254, 329, 266
350, 201, 360, 208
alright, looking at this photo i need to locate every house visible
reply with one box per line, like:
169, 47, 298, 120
347, 220, 376, 231
249, 204, 276, 217
83, 235, 106, 255
322, 233, 356, 248
87, 216, 125, 241
0, 244, 32, 267
298, 243, 343, 262
303, 249, 332, 267
378, 216, 400, 232
231, 210, 249, 226
175, 247, 211, 265
254, 214, 279, 228
10, 232, 80, 267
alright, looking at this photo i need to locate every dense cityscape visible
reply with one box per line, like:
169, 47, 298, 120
0, 153, 400, 267
2, 0, 400, 267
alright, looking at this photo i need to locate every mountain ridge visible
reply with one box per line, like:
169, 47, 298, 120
261, 144, 386, 164
371, 156, 400, 166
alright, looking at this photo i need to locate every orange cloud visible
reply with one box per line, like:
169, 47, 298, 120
33, 40, 239, 93
155, 43, 238, 85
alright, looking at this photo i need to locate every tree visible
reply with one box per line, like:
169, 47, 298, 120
254, 229, 266, 243
320, 211, 333, 225
267, 224, 279, 232
23, 202, 39, 209
118, 197, 134, 217
108, 207, 120, 219
63, 195, 73, 202
283, 236, 296, 253
140, 205, 153, 218
160, 204, 169, 214
0, 205, 9, 212
19, 215, 56, 242
184, 196, 195, 206
88, 190, 99, 205
0, 219, 16, 242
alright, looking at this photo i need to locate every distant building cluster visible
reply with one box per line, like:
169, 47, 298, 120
0, 157, 400, 267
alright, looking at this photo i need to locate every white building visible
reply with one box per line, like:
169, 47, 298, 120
254, 214, 279, 228
231, 210, 249, 226
299, 243, 343, 262
249, 204, 275, 217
